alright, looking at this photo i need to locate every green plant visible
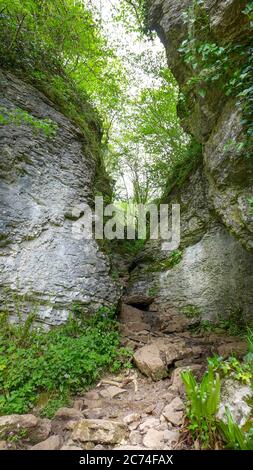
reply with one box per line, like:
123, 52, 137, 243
207, 355, 253, 385
115, 0, 152, 37
0, 427, 28, 443
179, 0, 253, 155
219, 408, 253, 450
146, 249, 183, 273
39, 393, 70, 419
0, 106, 58, 137
161, 139, 203, 197
181, 366, 221, 448
182, 305, 202, 319
0, 306, 133, 417
249, 197, 253, 215
216, 307, 250, 337
148, 285, 159, 297
182, 343, 253, 449
245, 328, 253, 363
191, 307, 251, 337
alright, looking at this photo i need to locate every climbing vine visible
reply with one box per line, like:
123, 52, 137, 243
179, 0, 253, 156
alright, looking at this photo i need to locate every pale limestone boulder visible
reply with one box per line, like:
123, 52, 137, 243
71, 419, 128, 445
31, 435, 61, 451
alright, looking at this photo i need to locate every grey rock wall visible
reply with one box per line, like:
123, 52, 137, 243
149, 0, 253, 250
0, 69, 119, 326
125, 0, 253, 326
125, 170, 253, 328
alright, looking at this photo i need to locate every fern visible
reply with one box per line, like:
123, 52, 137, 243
219, 409, 253, 450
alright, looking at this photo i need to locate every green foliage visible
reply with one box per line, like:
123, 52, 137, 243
249, 197, 253, 214
148, 285, 159, 297
108, 67, 190, 202
208, 355, 253, 386
115, 0, 151, 36
0, 306, 132, 417
39, 394, 70, 419
0, 106, 57, 137
179, 0, 253, 155
219, 409, 253, 450
182, 331, 253, 448
182, 350, 253, 449
191, 306, 251, 337
146, 249, 183, 272
0, 0, 122, 148
215, 307, 250, 336
161, 139, 203, 198
181, 367, 221, 447
245, 328, 253, 363
182, 305, 202, 319
113, 239, 146, 256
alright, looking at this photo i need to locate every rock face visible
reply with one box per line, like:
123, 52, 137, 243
217, 378, 252, 427
0, 69, 119, 325
125, 1, 253, 326
148, 0, 253, 249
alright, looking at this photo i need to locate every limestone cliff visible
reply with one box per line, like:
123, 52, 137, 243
0, 69, 120, 326
125, 0, 253, 328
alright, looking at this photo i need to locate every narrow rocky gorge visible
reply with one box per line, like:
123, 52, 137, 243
0, 0, 253, 452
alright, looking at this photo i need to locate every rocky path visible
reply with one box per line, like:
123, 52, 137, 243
0, 304, 247, 451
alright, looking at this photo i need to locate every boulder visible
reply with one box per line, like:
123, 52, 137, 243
139, 418, 160, 433
29, 419, 52, 443
54, 407, 83, 421
72, 419, 128, 445
31, 435, 61, 450
162, 397, 184, 426
100, 386, 127, 399
0, 414, 38, 437
123, 413, 141, 425
143, 429, 164, 449
133, 344, 168, 381
163, 429, 180, 447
